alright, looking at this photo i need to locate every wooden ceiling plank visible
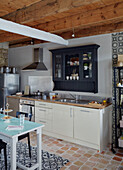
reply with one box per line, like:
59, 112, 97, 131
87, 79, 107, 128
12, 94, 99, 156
58, 21, 123, 39
2, 0, 120, 24
0, 0, 123, 43
35, 1, 123, 33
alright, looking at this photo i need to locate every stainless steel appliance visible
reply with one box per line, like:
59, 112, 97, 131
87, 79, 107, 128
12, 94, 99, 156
19, 99, 35, 122
0, 73, 19, 110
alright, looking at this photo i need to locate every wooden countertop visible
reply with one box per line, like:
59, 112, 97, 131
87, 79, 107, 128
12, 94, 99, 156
7, 95, 111, 109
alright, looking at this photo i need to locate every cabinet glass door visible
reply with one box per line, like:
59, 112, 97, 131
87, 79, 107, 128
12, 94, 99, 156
82, 51, 93, 79
54, 54, 62, 79
65, 53, 80, 81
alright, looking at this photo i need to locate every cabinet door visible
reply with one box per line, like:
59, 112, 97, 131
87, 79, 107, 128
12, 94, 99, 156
80, 50, 94, 80
74, 107, 100, 145
53, 53, 63, 80
53, 104, 73, 138
64, 51, 80, 81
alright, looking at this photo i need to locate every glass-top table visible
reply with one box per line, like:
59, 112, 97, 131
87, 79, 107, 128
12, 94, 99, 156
0, 114, 44, 170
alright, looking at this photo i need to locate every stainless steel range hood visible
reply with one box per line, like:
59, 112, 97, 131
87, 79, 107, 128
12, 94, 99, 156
22, 48, 47, 70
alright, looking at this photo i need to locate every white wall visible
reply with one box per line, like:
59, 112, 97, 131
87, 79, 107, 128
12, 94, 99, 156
8, 33, 112, 97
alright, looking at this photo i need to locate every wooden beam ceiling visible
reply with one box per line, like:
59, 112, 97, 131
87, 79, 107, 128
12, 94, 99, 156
0, 0, 123, 47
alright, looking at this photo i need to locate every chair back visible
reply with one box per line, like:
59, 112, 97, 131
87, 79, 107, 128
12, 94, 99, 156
16, 112, 32, 121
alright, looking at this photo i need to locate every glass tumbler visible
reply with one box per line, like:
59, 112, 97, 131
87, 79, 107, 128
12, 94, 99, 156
20, 114, 25, 126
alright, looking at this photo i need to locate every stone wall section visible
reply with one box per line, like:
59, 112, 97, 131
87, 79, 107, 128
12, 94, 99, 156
0, 48, 8, 67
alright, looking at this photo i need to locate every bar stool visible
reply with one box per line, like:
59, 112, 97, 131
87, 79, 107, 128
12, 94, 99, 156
16, 112, 32, 158
0, 139, 7, 170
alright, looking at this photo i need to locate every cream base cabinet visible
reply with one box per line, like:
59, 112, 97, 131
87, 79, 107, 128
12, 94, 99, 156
35, 101, 53, 132
74, 107, 100, 147
53, 104, 73, 138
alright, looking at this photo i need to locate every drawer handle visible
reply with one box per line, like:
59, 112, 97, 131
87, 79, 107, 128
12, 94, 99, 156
80, 110, 90, 112
39, 109, 46, 112
39, 120, 46, 123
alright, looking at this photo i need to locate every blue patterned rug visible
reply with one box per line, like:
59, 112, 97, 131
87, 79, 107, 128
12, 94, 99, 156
0, 142, 69, 170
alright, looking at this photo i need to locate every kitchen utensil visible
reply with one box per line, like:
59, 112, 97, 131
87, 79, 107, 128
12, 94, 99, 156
34, 90, 42, 96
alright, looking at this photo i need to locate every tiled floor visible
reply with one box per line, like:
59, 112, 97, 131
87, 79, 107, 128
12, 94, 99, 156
25, 132, 123, 170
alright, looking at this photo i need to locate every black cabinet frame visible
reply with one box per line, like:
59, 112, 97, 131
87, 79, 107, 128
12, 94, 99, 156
50, 44, 100, 93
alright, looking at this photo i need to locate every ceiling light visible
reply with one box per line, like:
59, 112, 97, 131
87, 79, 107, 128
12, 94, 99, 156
0, 18, 68, 46
72, 27, 75, 38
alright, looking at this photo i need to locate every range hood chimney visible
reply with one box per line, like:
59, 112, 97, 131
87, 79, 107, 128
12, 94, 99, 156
22, 48, 47, 70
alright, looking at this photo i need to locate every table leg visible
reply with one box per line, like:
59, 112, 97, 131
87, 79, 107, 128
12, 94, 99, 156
37, 127, 42, 170
10, 137, 17, 170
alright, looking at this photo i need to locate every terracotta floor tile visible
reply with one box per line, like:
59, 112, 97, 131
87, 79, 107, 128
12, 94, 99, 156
62, 154, 71, 159
52, 141, 59, 144
113, 156, 122, 162
85, 161, 96, 167
106, 164, 119, 170
83, 153, 92, 158
65, 161, 71, 166
79, 156, 88, 162
74, 161, 84, 166
56, 150, 64, 154
70, 147, 79, 151
56, 143, 64, 147
28, 133, 123, 170
57, 138, 63, 141
95, 163, 106, 169
69, 165, 80, 170
61, 147, 69, 150
76, 149, 86, 155
72, 153, 81, 158
87, 150, 96, 155
116, 153, 123, 157
80, 165, 92, 170
111, 160, 121, 166
94, 153, 103, 158
99, 158, 109, 164
69, 156, 79, 162
89, 156, 99, 162
67, 150, 75, 155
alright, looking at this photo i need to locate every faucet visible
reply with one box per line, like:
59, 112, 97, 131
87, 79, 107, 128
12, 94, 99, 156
69, 93, 79, 101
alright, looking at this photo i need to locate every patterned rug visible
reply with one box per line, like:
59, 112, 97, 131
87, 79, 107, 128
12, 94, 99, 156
0, 142, 69, 170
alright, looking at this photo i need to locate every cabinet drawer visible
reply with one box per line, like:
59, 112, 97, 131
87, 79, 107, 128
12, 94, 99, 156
74, 106, 100, 114
35, 117, 52, 131
35, 101, 52, 108
35, 107, 47, 119
35, 107, 53, 120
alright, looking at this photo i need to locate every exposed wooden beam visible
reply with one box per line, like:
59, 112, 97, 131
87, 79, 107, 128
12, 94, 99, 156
58, 21, 123, 39
0, 18, 68, 45
9, 20, 123, 48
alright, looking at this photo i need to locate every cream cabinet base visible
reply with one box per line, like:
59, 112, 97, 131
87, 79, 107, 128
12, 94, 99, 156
43, 130, 100, 151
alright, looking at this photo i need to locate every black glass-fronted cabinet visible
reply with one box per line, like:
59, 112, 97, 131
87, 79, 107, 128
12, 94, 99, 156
50, 44, 100, 92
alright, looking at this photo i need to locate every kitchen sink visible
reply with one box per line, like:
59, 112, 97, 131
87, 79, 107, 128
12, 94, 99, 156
55, 98, 89, 104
